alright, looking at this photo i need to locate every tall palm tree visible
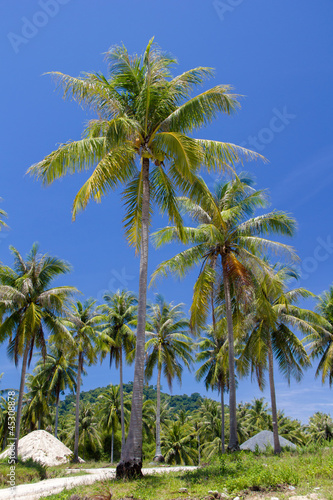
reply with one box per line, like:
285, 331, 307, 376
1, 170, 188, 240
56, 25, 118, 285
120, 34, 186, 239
98, 289, 136, 456
28, 40, 258, 477
33, 345, 78, 438
62, 299, 102, 462
241, 267, 327, 453
306, 285, 333, 387
145, 295, 193, 462
0, 243, 76, 460
151, 175, 296, 450
196, 322, 229, 453
22, 374, 51, 432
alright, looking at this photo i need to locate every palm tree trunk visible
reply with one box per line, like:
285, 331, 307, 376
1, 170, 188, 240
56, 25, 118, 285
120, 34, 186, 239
54, 387, 60, 439
267, 334, 281, 454
197, 428, 201, 465
154, 364, 164, 462
117, 157, 150, 479
220, 382, 225, 454
111, 429, 114, 463
73, 352, 82, 463
14, 344, 29, 461
222, 255, 239, 451
119, 346, 125, 458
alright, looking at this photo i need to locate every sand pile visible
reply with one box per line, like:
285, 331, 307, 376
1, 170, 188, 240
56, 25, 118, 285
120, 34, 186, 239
0, 429, 81, 466
240, 430, 296, 451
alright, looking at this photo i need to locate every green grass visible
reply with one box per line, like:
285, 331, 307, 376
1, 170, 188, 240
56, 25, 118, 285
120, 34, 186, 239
36, 445, 333, 500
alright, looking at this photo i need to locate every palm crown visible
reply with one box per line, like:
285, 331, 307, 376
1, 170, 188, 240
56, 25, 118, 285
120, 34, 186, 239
28, 40, 257, 248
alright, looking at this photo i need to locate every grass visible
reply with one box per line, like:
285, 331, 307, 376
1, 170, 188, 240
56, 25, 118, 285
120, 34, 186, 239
35, 445, 333, 500
2, 445, 332, 499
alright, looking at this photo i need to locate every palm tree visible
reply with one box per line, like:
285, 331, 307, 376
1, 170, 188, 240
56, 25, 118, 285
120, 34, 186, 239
196, 398, 225, 460
241, 267, 327, 453
62, 299, 102, 462
61, 403, 102, 460
306, 412, 333, 444
33, 345, 78, 438
145, 295, 193, 462
245, 398, 270, 434
98, 385, 131, 463
151, 175, 296, 451
0, 243, 76, 461
162, 419, 197, 465
22, 373, 51, 432
98, 290, 136, 456
306, 285, 333, 386
28, 40, 259, 477
196, 322, 229, 453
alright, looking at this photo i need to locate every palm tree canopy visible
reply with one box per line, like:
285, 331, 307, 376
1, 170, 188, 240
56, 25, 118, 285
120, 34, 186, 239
98, 289, 137, 367
28, 40, 261, 250
145, 295, 193, 390
240, 266, 328, 387
151, 175, 297, 333
33, 344, 78, 398
0, 243, 77, 365
305, 285, 333, 385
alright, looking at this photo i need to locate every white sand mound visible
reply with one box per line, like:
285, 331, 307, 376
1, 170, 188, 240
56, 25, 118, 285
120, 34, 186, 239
240, 430, 296, 451
0, 429, 83, 466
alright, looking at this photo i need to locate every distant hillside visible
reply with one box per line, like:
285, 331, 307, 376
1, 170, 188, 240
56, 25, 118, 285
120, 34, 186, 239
58, 382, 206, 417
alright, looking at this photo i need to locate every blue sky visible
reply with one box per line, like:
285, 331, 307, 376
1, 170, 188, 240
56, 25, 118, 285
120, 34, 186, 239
1, 0, 333, 423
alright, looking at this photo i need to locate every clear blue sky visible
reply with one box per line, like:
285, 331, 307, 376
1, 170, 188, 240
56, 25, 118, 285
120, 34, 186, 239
1, 0, 332, 423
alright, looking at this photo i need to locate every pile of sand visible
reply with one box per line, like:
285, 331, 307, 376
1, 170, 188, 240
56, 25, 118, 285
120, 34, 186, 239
0, 429, 82, 466
240, 430, 296, 451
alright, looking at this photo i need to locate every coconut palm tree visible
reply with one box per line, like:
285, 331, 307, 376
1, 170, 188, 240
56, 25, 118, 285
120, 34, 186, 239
28, 40, 259, 477
306, 412, 333, 444
33, 345, 78, 438
196, 398, 225, 460
196, 321, 229, 453
245, 397, 270, 434
62, 299, 102, 462
61, 403, 102, 460
151, 175, 296, 450
240, 267, 327, 453
22, 373, 51, 432
145, 295, 193, 462
98, 385, 131, 463
306, 285, 333, 387
162, 419, 197, 465
98, 290, 136, 456
0, 243, 76, 460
